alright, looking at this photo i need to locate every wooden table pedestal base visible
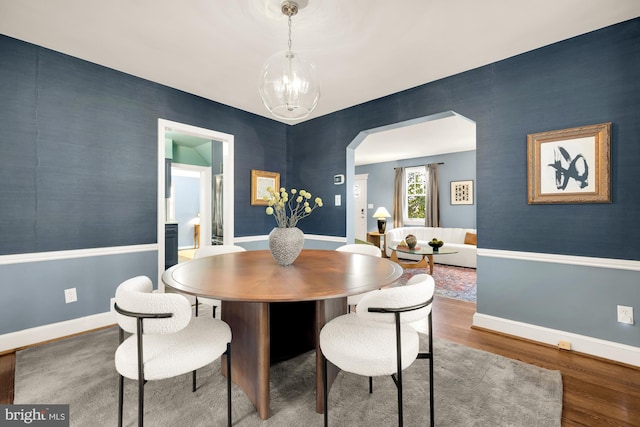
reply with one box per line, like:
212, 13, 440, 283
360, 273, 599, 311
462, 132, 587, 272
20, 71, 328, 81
221, 298, 347, 419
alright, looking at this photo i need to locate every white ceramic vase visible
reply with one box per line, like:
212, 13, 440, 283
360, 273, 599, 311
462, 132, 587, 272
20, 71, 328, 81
268, 227, 304, 266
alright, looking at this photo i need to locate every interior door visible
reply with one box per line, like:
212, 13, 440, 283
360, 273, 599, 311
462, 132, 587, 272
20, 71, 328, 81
354, 174, 368, 241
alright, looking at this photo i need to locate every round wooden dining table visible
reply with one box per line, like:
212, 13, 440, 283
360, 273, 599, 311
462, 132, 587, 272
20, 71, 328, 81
162, 249, 402, 420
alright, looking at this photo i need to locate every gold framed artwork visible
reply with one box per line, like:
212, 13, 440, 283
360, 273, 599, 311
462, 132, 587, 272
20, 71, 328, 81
527, 122, 611, 204
251, 170, 280, 206
451, 180, 474, 205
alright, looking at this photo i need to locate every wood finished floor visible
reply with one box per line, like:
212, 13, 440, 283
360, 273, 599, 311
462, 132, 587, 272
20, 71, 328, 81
1, 296, 638, 425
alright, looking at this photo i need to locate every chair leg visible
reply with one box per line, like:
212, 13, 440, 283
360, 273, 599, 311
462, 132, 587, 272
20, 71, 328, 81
226, 342, 232, 427
118, 374, 124, 427
417, 314, 435, 426
195, 297, 199, 317
212, 305, 217, 318
192, 370, 197, 392
395, 313, 403, 427
429, 356, 434, 427
138, 376, 144, 427
323, 355, 329, 427
135, 319, 145, 427
369, 376, 373, 394
118, 326, 125, 427
397, 371, 403, 427
429, 313, 434, 427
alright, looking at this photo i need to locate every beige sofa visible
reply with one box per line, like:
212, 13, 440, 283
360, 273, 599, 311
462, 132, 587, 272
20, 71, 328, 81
385, 227, 477, 268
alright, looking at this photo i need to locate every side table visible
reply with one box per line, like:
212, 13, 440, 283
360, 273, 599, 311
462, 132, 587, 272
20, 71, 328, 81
366, 231, 387, 257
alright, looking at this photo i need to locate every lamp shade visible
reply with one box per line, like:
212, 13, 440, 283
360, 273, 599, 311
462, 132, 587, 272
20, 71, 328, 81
372, 207, 391, 218
259, 50, 320, 120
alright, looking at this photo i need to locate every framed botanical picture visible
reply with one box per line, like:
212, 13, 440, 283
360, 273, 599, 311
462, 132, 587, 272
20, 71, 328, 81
527, 122, 611, 204
251, 169, 280, 206
451, 180, 474, 205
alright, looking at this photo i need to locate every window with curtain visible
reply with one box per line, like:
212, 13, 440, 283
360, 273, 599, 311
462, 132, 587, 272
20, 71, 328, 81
404, 166, 427, 224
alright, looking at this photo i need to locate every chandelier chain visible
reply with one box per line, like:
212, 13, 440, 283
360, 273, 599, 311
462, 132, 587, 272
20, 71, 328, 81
287, 15, 292, 52
259, 0, 319, 120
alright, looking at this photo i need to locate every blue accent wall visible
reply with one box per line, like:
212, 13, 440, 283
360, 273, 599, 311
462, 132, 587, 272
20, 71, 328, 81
289, 65, 493, 238
480, 22, 640, 260
0, 251, 157, 334
290, 19, 640, 261
1, 18, 639, 350
288, 19, 640, 347
477, 256, 639, 346
0, 34, 287, 257
0, 34, 286, 334
355, 150, 476, 231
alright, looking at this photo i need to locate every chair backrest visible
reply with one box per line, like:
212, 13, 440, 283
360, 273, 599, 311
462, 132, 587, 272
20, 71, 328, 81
355, 274, 435, 326
335, 243, 382, 257
114, 276, 192, 335
404, 274, 436, 334
194, 245, 247, 259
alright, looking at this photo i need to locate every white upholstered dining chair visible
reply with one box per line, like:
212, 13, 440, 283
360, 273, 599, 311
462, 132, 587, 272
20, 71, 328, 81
113, 276, 232, 427
193, 245, 247, 318
335, 243, 382, 312
319, 273, 435, 427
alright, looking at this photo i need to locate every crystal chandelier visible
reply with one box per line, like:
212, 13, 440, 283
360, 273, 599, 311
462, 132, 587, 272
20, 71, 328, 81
259, 0, 320, 120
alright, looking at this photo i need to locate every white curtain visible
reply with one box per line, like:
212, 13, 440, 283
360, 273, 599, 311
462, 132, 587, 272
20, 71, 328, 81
425, 163, 440, 227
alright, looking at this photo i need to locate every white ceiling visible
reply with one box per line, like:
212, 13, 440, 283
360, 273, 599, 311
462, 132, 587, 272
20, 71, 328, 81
355, 111, 476, 166
1, 0, 638, 163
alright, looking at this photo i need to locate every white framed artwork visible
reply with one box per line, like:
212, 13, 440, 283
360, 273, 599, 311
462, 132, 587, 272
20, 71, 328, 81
451, 180, 474, 205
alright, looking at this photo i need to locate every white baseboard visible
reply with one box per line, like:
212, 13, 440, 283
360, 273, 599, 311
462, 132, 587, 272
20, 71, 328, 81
0, 311, 116, 353
473, 313, 640, 367
5, 299, 638, 368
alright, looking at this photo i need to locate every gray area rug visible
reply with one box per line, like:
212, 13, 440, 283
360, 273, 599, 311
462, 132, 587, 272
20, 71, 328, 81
15, 326, 562, 426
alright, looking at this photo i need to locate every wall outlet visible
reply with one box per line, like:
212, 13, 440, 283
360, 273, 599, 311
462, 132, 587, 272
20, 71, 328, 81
557, 340, 571, 350
617, 305, 634, 325
64, 288, 77, 304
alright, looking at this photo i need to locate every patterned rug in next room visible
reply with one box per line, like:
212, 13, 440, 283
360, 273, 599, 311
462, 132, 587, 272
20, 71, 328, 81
391, 264, 477, 302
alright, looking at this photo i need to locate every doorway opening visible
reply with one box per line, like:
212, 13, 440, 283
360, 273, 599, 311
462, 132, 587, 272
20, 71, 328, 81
353, 174, 368, 242
345, 111, 476, 243
157, 119, 235, 287
167, 164, 211, 262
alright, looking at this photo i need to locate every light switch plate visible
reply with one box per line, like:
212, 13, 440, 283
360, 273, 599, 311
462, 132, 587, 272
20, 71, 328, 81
64, 288, 77, 304
334, 195, 341, 206
617, 305, 634, 324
